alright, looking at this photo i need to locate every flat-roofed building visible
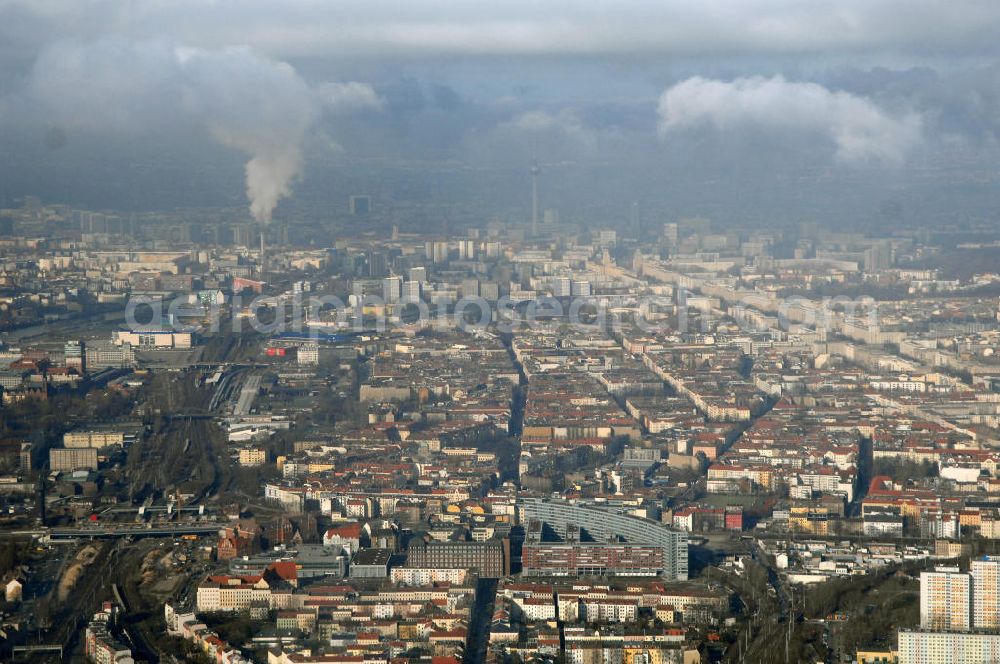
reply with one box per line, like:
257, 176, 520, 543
64, 430, 125, 448
972, 556, 1000, 630
50, 447, 98, 472
920, 566, 971, 631
405, 540, 507, 577
520, 496, 688, 580
898, 630, 1000, 664
238, 448, 267, 467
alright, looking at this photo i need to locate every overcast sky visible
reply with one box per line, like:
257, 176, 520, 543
3, 1, 1000, 228
5, 1, 1000, 61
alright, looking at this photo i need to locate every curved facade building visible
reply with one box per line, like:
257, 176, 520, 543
520, 497, 689, 580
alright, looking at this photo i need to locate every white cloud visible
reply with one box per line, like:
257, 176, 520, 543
657, 75, 923, 164
316, 81, 384, 113
500, 110, 598, 149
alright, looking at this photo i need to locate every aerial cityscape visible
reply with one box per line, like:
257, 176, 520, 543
4, 3, 1000, 664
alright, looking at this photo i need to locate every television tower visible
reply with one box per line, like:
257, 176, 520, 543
530, 158, 540, 237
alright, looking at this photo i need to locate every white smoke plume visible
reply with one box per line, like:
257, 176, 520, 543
658, 75, 923, 164
19, 38, 381, 223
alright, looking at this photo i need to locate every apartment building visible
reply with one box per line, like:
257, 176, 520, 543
238, 447, 266, 467
920, 567, 971, 632
898, 630, 1000, 664
405, 540, 507, 577
64, 430, 125, 449
971, 556, 1000, 630
50, 447, 98, 472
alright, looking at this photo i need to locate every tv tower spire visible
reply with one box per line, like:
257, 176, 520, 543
530, 158, 540, 237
